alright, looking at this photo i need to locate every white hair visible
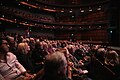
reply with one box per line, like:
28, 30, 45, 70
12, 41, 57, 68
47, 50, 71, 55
44, 51, 67, 73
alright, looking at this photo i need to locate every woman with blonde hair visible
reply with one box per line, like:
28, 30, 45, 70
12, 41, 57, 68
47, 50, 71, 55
16, 42, 34, 73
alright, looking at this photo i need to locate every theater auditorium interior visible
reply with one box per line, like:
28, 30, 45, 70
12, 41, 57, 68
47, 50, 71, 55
0, 0, 120, 80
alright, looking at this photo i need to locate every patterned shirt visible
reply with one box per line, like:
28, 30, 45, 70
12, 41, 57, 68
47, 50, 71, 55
0, 52, 26, 79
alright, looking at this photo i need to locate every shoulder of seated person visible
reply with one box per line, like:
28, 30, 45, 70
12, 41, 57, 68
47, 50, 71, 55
7, 52, 15, 56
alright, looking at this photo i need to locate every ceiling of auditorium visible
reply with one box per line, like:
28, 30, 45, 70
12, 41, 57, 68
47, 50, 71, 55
0, 0, 107, 7
35, 0, 107, 5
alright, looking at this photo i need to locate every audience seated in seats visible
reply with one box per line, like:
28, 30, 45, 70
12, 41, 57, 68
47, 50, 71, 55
1, 32, 115, 80
0, 39, 35, 80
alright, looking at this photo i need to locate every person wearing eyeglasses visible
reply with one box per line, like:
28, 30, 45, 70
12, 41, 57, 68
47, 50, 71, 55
0, 39, 35, 80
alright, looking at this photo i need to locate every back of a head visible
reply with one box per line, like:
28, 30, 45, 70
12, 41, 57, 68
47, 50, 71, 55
96, 48, 106, 62
107, 50, 119, 59
97, 48, 106, 57
97, 48, 106, 54
44, 51, 67, 79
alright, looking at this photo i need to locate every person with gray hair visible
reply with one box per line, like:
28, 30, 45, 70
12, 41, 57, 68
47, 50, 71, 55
36, 51, 72, 80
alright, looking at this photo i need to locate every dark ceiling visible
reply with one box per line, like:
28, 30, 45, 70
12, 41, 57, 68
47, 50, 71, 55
35, 0, 108, 5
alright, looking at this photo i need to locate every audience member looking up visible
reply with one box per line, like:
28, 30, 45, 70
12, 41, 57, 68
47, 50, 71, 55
0, 38, 35, 80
